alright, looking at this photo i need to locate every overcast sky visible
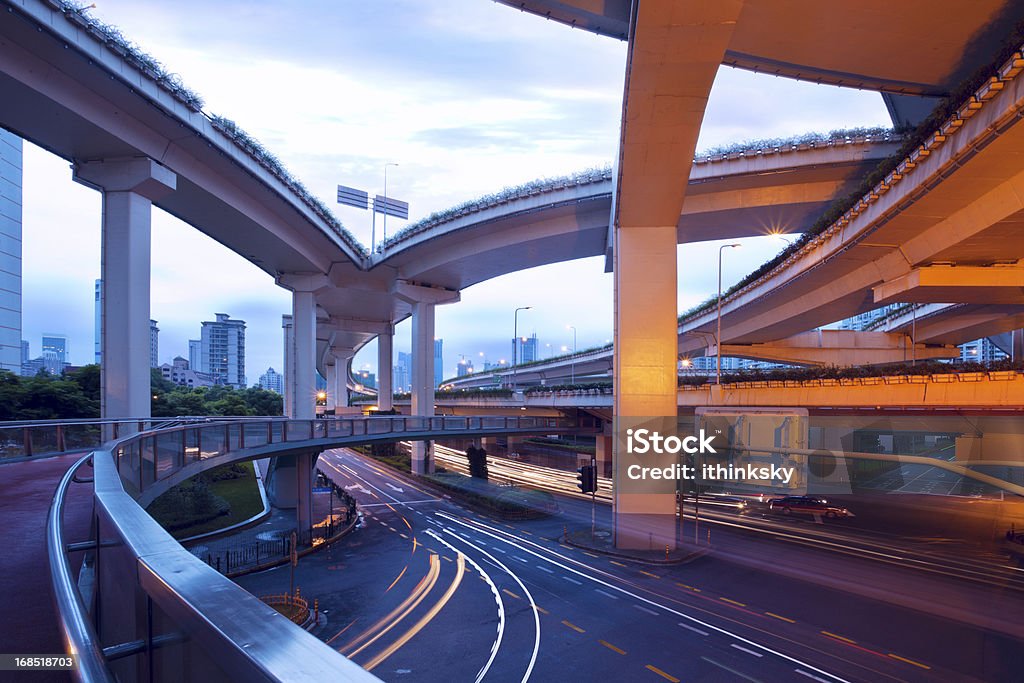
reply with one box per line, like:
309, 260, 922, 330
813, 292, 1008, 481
18, 0, 892, 381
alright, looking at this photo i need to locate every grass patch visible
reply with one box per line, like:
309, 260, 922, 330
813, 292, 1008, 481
147, 461, 264, 539
426, 472, 557, 519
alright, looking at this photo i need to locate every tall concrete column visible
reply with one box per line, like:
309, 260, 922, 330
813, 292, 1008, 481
324, 356, 338, 412
611, 1, 743, 549
377, 326, 394, 411
282, 315, 295, 418
292, 289, 316, 421
411, 301, 436, 474
74, 158, 175, 434
330, 347, 353, 410
392, 281, 460, 475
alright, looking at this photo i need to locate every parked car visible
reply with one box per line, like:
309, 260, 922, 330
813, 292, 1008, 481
768, 495, 852, 519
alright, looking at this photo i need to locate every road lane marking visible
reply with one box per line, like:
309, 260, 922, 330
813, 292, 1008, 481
765, 612, 796, 623
638, 570, 660, 579
536, 565, 554, 574
434, 511, 850, 683
582, 551, 599, 558
513, 556, 529, 563
422, 530, 504, 683
502, 589, 521, 600
562, 620, 585, 633
887, 653, 931, 670
535, 606, 549, 615
678, 622, 708, 636
562, 576, 582, 585
645, 664, 680, 682
595, 589, 619, 600
720, 597, 747, 607
399, 533, 409, 539
436, 527, 541, 683
821, 631, 856, 645
795, 669, 833, 682
634, 605, 660, 616
675, 582, 701, 592
600, 640, 626, 655
731, 644, 764, 658
610, 560, 627, 567
701, 657, 761, 681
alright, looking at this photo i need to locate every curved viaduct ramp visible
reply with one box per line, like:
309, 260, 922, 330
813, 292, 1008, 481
495, 0, 1024, 96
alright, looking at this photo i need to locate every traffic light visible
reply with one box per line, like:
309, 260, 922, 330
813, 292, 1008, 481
576, 464, 597, 494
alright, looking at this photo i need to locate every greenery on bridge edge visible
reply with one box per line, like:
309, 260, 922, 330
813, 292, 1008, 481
0, 365, 282, 421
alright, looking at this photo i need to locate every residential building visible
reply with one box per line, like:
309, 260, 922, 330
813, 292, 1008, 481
150, 319, 159, 368
0, 129, 22, 374
188, 339, 201, 371
959, 338, 1007, 363
159, 357, 215, 388
518, 333, 538, 363
199, 313, 246, 388
258, 367, 284, 394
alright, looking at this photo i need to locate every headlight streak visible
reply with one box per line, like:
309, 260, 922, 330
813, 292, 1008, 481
424, 529, 506, 683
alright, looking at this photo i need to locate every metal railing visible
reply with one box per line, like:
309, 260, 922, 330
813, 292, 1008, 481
46, 413, 590, 681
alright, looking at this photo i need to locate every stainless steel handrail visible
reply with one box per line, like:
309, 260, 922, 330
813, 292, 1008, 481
47, 452, 115, 683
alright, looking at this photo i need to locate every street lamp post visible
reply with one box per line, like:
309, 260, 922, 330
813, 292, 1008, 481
716, 243, 742, 385
567, 325, 577, 384
512, 306, 531, 391
382, 162, 399, 249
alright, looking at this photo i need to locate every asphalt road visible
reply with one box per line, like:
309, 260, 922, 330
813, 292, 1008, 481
235, 449, 1024, 682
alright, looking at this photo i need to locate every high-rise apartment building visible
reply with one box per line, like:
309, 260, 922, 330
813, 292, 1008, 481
93, 279, 102, 364
258, 367, 284, 394
149, 319, 159, 368
433, 338, 443, 387
518, 333, 538, 363
41, 334, 68, 375
199, 313, 246, 388
0, 129, 22, 374
394, 351, 412, 393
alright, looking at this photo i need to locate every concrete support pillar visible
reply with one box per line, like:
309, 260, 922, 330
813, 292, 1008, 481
611, 0, 743, 549
393, 280, 459, 475
324, 357, 338, 412
292, 290, 317, 420
330, 347, 353, 410
378, 326, 394, 411
596, 429, 613, 479
282, 315, 295, 418
74, 158, 175, 434
411, 301, 436, 474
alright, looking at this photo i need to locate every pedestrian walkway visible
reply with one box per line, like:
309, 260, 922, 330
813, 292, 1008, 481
0, 452, 93, 680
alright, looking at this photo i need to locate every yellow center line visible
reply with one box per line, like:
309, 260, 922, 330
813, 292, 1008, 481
645, 664, 680, 682
610, 560, 627, 567
675, 582, 701, 592
720, 597, 747, 607
821, 631, 857, 645
559, 544, 574, 550
599, 640, 626, 655
888, 653, 931, 670
638, 570, 660, 579
765, 612, 796, 623
582, 551, 599, 558
562, 620, 585, 633
502, 588, 521, 600
401, 516, 412, 530
535, 606, 549, 615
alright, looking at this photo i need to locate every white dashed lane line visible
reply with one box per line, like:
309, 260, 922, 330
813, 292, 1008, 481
634, 605, 660, 616
595, 589, 619, 600
731, 644, 764, 658
678, 623, 708, 636
562, 576, 582, 585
